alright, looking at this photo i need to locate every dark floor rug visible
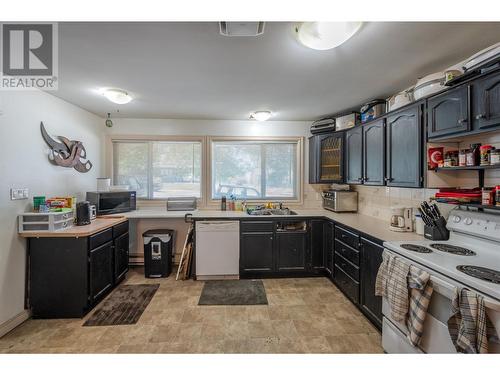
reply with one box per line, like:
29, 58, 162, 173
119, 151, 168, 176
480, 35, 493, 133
83, 284, 159, 326
198, 280, 268, 305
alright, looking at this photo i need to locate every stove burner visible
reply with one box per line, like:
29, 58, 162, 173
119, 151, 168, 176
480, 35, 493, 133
400, 244, 433, 253
430, 243, 476, 256
457, 265, 500, 284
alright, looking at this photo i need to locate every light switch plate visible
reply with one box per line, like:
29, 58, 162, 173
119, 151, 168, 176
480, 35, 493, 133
10, 188, 29, 200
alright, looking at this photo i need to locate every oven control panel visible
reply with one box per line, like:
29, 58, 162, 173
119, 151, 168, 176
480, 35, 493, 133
448, 209, 500, 241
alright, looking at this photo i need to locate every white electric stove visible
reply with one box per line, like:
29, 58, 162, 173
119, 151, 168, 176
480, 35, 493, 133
382, 207, 500, 354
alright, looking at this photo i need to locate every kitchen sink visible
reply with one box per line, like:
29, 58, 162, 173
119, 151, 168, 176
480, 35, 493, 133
247, 208, 297, 216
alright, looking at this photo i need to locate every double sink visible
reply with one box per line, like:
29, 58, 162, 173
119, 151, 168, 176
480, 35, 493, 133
247, 208, 297, 216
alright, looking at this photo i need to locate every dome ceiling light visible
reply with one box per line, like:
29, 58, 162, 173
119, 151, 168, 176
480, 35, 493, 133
294, 22, 362, 51
250, 111, 272, 121
101, 88, 133, 104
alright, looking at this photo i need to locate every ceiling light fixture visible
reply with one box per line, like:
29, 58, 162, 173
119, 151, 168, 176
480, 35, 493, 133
250, 111, 272, 121
294, 22, 362, 51
102, 88, 133, 104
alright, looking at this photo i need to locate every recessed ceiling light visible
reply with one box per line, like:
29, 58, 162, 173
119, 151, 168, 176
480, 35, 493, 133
101, 88, 132, 104
294, 22, 362, 50
250, 111, 272, 121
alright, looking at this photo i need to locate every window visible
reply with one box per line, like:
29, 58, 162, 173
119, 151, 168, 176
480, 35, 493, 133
211, 140, 299, 200
113, 140, 202, 199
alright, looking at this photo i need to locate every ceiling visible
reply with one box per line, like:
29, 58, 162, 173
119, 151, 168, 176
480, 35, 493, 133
53, 22, 500, 121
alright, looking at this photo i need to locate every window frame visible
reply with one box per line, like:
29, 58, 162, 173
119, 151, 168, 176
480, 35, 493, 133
106, 135, 206, 205
207, 136, 304, 205
106, 135, 304, 206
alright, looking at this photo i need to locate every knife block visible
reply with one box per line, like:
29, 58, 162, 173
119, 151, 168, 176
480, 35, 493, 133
423, 220, 450, 241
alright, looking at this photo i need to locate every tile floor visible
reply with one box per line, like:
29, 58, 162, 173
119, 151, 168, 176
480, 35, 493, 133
0, 268, 382, 354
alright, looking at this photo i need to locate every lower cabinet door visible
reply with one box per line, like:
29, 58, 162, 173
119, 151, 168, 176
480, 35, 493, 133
360, 238, 383, 329
240, 232, 274, 274
310, 219, 325, 272
89, 241, 114, 303
324, 221, 334, 277
114, 232, 129, 283
276, 232, 307, 272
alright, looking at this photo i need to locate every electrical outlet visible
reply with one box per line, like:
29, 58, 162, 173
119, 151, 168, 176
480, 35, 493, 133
10, 188, 29, 200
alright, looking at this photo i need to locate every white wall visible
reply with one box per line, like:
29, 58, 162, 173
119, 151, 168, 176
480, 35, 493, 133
0, 90, 103, 329
105, 118, 311, 137
105, 118, 327, 209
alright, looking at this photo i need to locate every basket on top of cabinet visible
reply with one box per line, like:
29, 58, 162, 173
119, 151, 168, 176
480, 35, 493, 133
18, 211, 74, 233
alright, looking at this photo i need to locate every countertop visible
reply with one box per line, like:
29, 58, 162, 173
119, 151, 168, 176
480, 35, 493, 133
122, 209, 423, 243
19, 216, 128, 238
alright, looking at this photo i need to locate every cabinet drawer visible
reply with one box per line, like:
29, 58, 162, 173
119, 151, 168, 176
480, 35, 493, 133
334, 265, 359, 304
335, 226, 359, 249
334, 239, 359, 265
113, 221, 129, 238
89, 228, 113, 250
335, 252, 360, 281
240, 221, 274, 233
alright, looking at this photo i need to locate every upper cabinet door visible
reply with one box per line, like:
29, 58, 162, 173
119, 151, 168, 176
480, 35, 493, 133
427, 85, 470, 139
386, 105, 423, 188
319, 133, 344, 183
345, 127, 363, 184
362, 119, 385, 186
473, 71, 500, 131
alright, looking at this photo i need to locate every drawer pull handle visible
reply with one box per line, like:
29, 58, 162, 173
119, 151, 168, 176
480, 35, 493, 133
475, 113, 485, 120
458, 118, 467, 124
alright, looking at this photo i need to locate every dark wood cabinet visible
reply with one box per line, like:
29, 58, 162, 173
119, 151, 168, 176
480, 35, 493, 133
240, 232, 274, 274
363, 119, 385, 186
386, 105, 423, 188
89, 241, 114, 303
360, 238, 383, 330
345, 127, 363, 184
27, 221, 129, 318
310, 219, 324, 272
309, 133, 344, 184
114, 232, 129, 283
345, 119, 385, 186
473, 71, 500, 131
276, 232, 307, 272
324, 221, 334, 278
333, 225, 360, 305
428, 85, 470, 139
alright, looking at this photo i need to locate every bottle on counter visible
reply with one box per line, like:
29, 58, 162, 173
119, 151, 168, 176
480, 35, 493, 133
221, 196, 227, 211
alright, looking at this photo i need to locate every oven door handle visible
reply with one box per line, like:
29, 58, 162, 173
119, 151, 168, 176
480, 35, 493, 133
430, 275, 500, 312
429, 275, 457, 299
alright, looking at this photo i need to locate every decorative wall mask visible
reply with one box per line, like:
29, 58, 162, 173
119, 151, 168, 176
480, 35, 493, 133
40, 122, 93, 173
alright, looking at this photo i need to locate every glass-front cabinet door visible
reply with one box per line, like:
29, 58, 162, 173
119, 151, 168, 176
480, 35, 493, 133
309, 133, 344, 184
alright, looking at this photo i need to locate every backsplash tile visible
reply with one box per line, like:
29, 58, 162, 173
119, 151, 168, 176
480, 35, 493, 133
351, 185, 455, 221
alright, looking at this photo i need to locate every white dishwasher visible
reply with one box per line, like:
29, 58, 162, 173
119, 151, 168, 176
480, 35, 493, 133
195, 221, 240, 280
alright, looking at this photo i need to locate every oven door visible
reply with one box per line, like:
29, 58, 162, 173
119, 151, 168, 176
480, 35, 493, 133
382, 249, 500, 354
97, 192, 136, 215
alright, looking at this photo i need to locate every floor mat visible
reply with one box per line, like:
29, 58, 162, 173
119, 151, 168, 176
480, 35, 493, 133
83, 284, 159, 326
198, 279, 268, 305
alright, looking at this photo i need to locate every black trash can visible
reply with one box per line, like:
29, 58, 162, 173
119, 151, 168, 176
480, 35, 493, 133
143, 229, 174, 278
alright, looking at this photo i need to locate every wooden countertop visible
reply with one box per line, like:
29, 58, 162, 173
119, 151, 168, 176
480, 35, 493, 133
19, 216, 127, 238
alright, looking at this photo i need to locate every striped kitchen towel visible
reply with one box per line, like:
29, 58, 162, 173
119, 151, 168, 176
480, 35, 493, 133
447, 288, 499, 353
375, 250, 410, 323
406, 265, 434, 346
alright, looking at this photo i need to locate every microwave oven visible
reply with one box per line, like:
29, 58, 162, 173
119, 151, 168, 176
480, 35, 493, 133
86, 191, 136, 216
